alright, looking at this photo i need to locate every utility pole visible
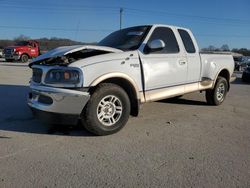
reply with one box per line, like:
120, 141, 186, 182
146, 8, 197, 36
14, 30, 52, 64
120, 8, 123, 30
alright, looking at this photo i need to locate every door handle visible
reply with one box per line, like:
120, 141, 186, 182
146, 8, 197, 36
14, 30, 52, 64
179, 61, 186, 65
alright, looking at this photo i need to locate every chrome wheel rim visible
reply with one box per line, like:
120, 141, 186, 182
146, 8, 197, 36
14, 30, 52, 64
97, 95, 123, 126
216, 83, 225, 101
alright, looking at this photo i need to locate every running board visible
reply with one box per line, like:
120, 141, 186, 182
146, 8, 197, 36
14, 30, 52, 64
200, 77, 213, 86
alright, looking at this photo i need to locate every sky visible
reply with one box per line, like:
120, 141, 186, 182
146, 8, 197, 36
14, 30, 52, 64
0, 0, 250, 49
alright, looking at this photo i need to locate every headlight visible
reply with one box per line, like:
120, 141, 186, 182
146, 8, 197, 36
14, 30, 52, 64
45, 69, 81, 84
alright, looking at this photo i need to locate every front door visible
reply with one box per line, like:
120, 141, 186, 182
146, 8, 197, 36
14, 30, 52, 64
139, 26, 188, 101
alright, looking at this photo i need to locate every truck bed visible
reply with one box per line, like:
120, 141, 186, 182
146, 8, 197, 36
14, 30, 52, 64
199, 52, 234, 82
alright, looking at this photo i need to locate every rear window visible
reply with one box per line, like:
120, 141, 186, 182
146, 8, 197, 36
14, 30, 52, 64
15, 41, 30, 46
178, 29, 196, 53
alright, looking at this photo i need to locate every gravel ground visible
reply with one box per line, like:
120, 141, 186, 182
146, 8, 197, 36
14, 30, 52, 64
0, 61, 249, 188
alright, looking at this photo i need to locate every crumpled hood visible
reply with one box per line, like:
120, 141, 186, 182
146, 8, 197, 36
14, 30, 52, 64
31, 45, 123, 63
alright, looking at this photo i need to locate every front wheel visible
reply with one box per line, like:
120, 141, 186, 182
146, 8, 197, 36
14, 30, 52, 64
206, 76, 228, 105
20, 54, 29, 63
81, 83, 131, 136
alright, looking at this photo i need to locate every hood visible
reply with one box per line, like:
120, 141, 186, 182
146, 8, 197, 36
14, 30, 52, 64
5, 46, 25, 49
30, 45, 122, 66
4, 46, 23, 53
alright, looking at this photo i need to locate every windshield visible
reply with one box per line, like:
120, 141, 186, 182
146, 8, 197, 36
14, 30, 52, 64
15, 41, 30, 46
98, 26, 151, 51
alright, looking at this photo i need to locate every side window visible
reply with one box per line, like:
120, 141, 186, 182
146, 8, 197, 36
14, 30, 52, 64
29, 42, 34, 48
145, 27, 179, 54
178, 29, 196, 53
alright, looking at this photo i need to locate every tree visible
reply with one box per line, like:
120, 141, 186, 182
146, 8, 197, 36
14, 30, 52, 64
208, 45, 216, 51
232, 48, 250, 56
221, 44, 230, 51
14, 34, 31, 41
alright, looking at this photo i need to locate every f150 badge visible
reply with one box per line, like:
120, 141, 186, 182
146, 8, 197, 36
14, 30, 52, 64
130, 64, 139, 68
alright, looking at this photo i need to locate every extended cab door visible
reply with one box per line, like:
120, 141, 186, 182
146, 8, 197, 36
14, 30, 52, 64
138, 26, 188, 101
177, 29, 201, 83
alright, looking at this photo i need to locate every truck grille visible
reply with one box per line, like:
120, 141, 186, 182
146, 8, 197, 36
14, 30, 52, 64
32, 68, 43, 83
4, 48, 13, 55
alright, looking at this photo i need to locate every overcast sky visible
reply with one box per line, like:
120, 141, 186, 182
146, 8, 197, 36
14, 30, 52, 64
0, 0, 250, 49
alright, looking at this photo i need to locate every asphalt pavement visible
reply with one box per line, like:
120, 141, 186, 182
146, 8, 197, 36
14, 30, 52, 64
0, 61, 249, 188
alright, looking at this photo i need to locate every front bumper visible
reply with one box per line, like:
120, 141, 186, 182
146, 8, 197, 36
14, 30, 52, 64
28, 85, 90, 121
3, 54, 20, 60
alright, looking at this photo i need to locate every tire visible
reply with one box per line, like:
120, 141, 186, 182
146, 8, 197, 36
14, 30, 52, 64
81, 83, 131, 136
206, 76, 228, 105
20, 54, 29, 63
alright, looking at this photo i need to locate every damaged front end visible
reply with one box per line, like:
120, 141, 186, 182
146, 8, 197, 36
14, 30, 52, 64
28, 45, 122, 124
28, 63, 88, 124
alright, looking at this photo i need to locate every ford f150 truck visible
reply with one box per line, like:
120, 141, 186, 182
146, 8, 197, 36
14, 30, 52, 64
28, 24, 234, 135
3, 40, 40, 63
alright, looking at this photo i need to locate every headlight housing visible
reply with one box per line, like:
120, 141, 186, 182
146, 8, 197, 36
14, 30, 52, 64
45, 68, 83, 87
14, 51, 20, 55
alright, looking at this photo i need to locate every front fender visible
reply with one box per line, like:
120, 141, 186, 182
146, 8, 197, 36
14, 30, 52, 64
90, 72, 141, 100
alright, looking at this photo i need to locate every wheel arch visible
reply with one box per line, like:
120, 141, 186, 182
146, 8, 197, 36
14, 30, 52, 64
89, 73, 142, 116
214, 68, 231, 91
21, 53, 30, 58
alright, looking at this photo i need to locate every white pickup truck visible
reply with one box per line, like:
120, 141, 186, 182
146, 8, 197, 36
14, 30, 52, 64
28, 24, 234, 135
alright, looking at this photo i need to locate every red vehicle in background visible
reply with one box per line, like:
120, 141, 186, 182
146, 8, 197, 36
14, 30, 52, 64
3, 40, 40, 63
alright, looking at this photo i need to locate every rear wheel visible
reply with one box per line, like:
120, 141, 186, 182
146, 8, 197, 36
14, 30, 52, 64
20, 54, 29, 63
206, 76, 228, 105
81, 83, 131, 136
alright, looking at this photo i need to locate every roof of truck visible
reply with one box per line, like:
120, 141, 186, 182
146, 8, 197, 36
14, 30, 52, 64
131, 24, 189, 30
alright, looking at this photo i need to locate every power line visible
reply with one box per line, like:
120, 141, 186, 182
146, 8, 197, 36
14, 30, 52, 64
124, 13, 250, 29
125, 13, 250, 29
124, 7, 250, 23
0, 3, 119, 11
0, 25, 113, 32
196, 34, 250, 38
0, 4, 119, 13
1, 4, 249, 29
0, 25, 249, 39
0, 2, 249, 29
1, 2, 249, 24
3, 1, 118, 10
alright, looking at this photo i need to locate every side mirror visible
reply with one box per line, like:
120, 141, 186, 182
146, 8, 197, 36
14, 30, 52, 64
148, 39, 165, 52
